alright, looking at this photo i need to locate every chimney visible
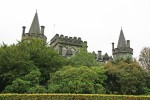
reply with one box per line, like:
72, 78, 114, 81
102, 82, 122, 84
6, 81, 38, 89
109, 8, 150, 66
22, 26, 26, 34
127, 40, 130, 48
112, 42, 114, 50
41, 26, 45, 34
98, 50, 102, 60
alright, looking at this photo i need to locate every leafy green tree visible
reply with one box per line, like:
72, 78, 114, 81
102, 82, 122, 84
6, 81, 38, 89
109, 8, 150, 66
69, 46, 99, 67
0, 43, 34, 92
105, 60, 146, 95
143, 71, 150, 94
0, 39, 67, 92
48, 66, 106, 94
17, 39, 67, 84
141, 69, 150, 95
3, 78, 30, 93
3, 68, 47, 93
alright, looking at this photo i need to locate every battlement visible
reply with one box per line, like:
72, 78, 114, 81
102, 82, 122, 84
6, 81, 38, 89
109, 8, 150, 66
50, 34, 87, 47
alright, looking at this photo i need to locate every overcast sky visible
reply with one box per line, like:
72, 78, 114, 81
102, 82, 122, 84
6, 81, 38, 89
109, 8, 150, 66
0, 0, 150, 58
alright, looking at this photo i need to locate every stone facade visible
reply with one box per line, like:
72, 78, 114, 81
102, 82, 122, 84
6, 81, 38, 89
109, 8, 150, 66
21, 12, 133, 60
50, 34, 87, 57
22, 12, 47, 43
112, 28, 133, 60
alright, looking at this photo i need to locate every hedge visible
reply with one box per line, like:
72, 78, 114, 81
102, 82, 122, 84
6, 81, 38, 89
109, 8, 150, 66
0, 94, 150, 100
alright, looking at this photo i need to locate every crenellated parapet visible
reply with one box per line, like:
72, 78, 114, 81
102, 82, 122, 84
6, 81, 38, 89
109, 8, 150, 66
50, 34, 87, 57
50, 34, 87, 47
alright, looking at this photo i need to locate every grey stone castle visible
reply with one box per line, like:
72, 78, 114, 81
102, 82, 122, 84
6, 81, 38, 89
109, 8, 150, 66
21, 12, 133, 60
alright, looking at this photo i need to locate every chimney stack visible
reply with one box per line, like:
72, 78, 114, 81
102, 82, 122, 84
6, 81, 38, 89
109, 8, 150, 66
127, 40, 130, 48
41, 26, 45, 34
97, 50, 102, 60
22, 26, 26, 34
112, 42, 114, 50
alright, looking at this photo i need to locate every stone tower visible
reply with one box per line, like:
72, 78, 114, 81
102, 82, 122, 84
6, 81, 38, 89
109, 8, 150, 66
50, 34, 87, 57
21, 12, 47, 43
112, 28, 133, 60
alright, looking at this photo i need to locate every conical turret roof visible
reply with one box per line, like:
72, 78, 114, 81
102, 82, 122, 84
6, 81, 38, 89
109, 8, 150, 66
29, 12, 40, 34
117, 28, 127, 48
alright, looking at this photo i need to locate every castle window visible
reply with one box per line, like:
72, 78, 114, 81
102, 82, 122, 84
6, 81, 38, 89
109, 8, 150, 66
71, 48, 76, 56
62, 47, 67, 57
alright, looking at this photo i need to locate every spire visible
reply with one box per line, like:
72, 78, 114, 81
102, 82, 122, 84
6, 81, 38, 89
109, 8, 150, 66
117, 27, 127, 48
29, 11, 40, 34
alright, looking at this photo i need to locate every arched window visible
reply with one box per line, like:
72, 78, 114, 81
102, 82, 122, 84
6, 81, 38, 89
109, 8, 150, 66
71, 48, 76, 56
62, 47, 67, 56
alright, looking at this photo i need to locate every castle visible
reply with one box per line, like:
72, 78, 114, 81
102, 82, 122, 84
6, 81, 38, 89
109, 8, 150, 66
21, 12, 133, 61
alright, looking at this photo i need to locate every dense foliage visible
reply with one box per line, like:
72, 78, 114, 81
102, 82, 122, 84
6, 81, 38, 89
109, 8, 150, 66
0, 39, 150, 95
0, 39, 67, 93
105, 60, 146, 95
48, 66, 106, 94
68, 45, 100, 67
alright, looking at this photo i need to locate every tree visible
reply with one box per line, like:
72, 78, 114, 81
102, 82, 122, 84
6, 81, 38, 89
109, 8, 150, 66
17, 39, 67, 85
69, 46, 99, 67
0, 39, 67, 92
0, 43, 34, 92
48, 66, 106, 94
3, 68, 47, 93
139, 47, 150, 69
105, 60, 146, 95
143, 70, 150, 94
3, 78, 30, 93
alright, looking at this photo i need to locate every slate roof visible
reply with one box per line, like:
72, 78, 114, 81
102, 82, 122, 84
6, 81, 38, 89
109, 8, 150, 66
117, 28, 127, 48
29, 12, 41, 34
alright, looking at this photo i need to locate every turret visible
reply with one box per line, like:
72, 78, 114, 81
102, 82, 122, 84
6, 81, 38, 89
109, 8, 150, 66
21, 11, 47, 43
112, 27, 133, 60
